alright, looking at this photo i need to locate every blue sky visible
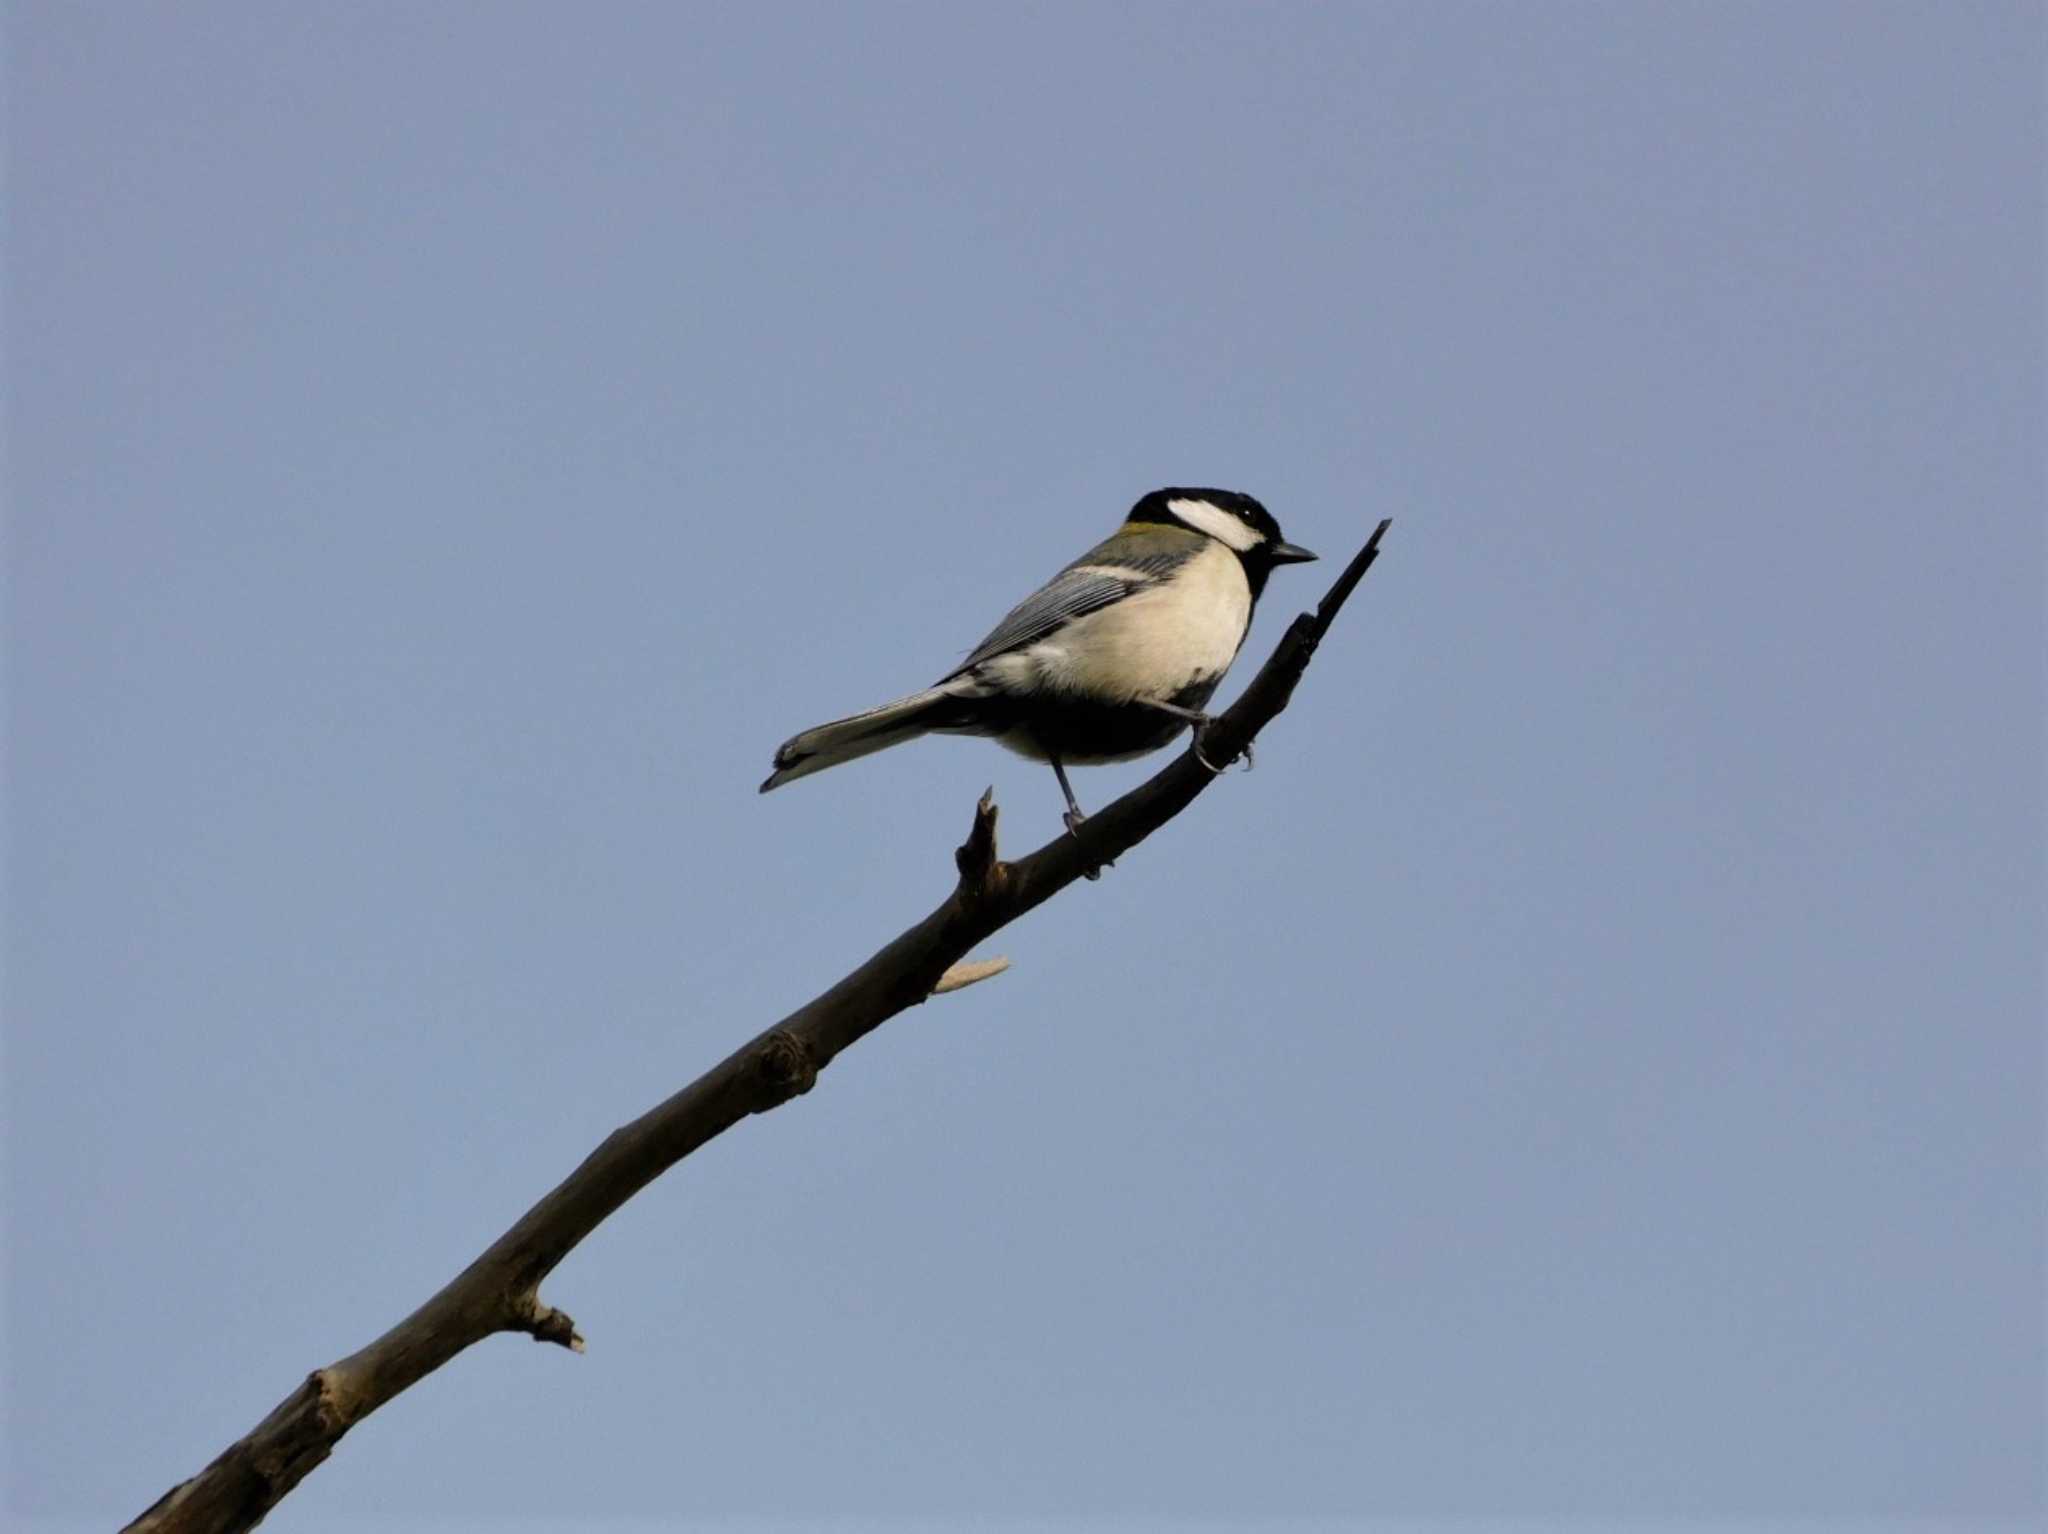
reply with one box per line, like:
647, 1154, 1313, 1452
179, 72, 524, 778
5, 2, 2042, 1526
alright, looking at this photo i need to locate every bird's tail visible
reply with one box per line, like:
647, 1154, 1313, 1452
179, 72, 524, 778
759, 685, 966, 793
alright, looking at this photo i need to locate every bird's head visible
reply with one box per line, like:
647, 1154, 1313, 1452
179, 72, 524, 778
1128, 488, 1318, 591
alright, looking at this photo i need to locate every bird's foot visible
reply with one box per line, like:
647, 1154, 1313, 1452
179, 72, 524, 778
1149, 700, 1248, 775
1063, 807, 1111, 880
1191, 719, 1249, 775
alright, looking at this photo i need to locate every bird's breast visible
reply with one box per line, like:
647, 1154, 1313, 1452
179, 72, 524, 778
1022, 544, 1252, 703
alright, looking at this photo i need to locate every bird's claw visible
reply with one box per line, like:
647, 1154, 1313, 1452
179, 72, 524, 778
1063, 808, 1109, 880
1192, 719, 1245, 775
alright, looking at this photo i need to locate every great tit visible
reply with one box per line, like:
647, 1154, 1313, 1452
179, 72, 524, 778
760, 487, 1318, 832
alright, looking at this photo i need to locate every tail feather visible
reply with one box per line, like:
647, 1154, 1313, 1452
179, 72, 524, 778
759, 686, 960, 793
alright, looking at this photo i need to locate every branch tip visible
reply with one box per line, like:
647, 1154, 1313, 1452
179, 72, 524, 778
954, 787, 1004, 894
1312, 518, 1392, 639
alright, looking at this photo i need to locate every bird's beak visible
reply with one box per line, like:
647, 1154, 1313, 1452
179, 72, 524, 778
1269, 541, 1319, 565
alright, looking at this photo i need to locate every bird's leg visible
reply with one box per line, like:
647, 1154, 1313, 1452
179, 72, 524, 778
1051, 756, 1086, 828
1140, 699, 1249, 774
1050, 755, 1107, 879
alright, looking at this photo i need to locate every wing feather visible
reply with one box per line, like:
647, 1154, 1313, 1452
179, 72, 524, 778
948, 568, 1136, 677
942, 532, 1206, 680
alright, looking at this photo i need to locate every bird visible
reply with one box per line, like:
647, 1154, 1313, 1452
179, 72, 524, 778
759, 487, 1318, 839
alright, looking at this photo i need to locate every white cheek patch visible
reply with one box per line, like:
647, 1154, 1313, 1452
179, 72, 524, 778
1167, 497, 1264, 552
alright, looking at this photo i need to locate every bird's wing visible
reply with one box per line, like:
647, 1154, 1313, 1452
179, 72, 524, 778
943, 545, 1200, 679
946, 567, 1138, 678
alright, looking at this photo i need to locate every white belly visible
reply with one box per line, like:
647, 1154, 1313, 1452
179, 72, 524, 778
1009, 543, 1252, 701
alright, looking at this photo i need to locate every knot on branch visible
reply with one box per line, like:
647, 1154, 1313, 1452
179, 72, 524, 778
302, 1369, 347, 1433
280, 1368, 351, 1439
509, 1295, 585, 1353
242, 1372, 346, 1489
751, 1029, 817, 1108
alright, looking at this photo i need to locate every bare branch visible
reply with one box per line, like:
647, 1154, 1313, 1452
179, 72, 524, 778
123, 519, 1392, 1534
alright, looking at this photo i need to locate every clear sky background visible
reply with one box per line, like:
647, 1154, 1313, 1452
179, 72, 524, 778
5, 3, 2042, 1529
